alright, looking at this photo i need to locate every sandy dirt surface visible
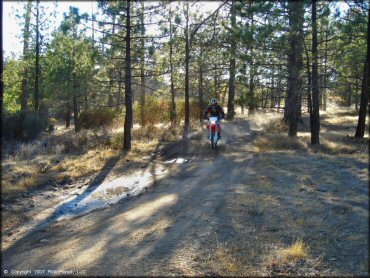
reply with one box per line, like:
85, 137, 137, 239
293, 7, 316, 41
1, 115, 368, 276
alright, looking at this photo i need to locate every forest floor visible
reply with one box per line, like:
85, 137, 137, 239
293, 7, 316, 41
1, 105, 369, 276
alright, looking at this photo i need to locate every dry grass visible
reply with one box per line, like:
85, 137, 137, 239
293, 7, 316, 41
3, 174, 39, 195
252, 106, 368, 156
1, 162, 40, 195
51, 149, 117, 179
212, 234, 242, 275
322, 115, 359, 126
215, 245, 240, 274
255, 135, 306, 152
280, 240, 308, 261
1, 121, 186, 198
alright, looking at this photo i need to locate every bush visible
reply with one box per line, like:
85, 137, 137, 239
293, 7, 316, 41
23, 112, 49, 139
79, 108, 118, 129
177, 99, 206, 121
133, 96, 170, 125
2, 111, 49, 140
133, 97, 209, 126
2, 112, 23, 139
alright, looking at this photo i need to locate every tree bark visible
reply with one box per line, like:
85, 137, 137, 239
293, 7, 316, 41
1, 0, 3, 114
140, 1, 146, 127
116, 70, 123, 111
123, 1, 133, 150
248, 2, 255, 116
34, 0, 40, 112
73, 75, 80, 133
270, 67, 275, 108
311, 0, 320, 144
322, 30, 328, 111
66, 101, 71, 128
184, 2, 190, 137
355, 4, 370, 138
355, 78, 359, 111
285, 0, 304, 137
108, 15, 116, 109
277, 64, 282, 109
169, 5, 176, 126
227, 0, 236, 120
73, 95, 79, 132
198, 61, 204, 122
347, 84, 352, 107
304, 39, 313, 126
21, 0, 32, 113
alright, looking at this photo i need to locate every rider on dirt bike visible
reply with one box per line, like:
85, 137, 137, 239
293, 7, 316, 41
204, 98, 225, 138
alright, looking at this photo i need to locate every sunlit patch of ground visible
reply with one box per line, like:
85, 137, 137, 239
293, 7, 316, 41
1, 105, 368, 276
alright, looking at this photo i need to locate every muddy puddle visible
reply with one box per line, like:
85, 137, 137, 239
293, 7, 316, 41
55, 164, 168, 221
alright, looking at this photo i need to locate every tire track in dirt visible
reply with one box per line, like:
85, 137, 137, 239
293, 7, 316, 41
2, 118, 256, 275
2, 117, 368, 276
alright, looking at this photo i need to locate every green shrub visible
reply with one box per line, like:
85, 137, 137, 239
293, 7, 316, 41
79, 108, 118, 129
2, 111, 49, 140
23, 112, 49, 139
2, 112, 23, 139
109, 133, 123, 149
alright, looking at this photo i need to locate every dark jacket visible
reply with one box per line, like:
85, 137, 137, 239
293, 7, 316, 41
204, 104, 225, 119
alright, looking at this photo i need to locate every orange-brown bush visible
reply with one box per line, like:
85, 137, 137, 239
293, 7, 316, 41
133, 97, 206, 126
133, 96, 170, 125
79, 108, 117, 129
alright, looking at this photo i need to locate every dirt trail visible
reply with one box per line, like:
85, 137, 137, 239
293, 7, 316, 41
2, 116, 368, 276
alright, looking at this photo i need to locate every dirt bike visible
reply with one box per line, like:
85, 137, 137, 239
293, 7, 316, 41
207, 116, 221, 150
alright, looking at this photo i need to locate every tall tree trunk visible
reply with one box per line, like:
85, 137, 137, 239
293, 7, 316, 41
116, 71, 123, 111
285, 0, 304, 137
34, 0, 40, 112
311, 0, 320, 144
21, 0, 32, 113
140, 1, 146, 127
304, 39, 313, 125
169, 5, 176, 126
108, 15, 116, 108
355, 78, 359, 111
123, 1, 133, 150
248, 2, 255, 116
1, 0, 3, 114
214, 64, 219, 98
198, 61, 204, 122
73, 95, 79, 132
66, 101, 71, 128
347, 84, 352, 108
227, 0, 236, 120
277, 64, 282, 109
108, 85, 114, 108
322, 30, 328, 111
355, 4, 370, 138
270, 67, 275, 108
84, 82, 88, 111
184, 2, 190, 137
73, 75, 80, 133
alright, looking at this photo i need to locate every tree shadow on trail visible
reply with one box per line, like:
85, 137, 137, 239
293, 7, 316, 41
2, 152, 125, 263
2, 118, 368, 276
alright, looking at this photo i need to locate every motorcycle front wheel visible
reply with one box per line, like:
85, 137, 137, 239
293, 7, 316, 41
211, 131, 217, 150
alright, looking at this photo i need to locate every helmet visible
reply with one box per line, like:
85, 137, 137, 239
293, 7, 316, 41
211, 98, 218, 106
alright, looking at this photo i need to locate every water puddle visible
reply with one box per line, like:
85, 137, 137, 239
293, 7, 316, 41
54, 164, 168, 221
164, 158, 188, 164
91, 186, 129, 200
